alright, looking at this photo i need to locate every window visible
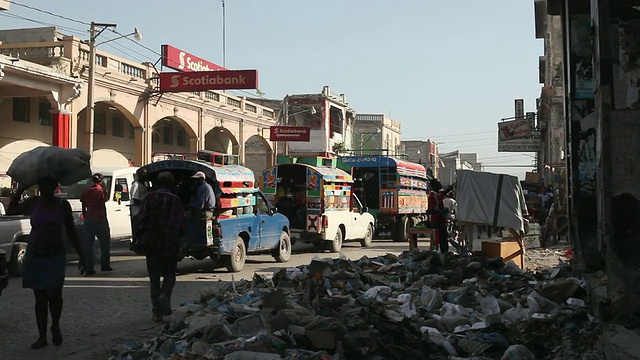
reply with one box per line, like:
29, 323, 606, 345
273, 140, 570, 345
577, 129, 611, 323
129, 123, 135, 139
177, 128, 186, 147
113, 178, 130, 202
152, 130, 160, 143
256, 193, 270, 215
112, 116, 124, 137
13, 98, 29, 123
39, 100, 52, 126
163, 124, 173, 145
94, 112, 106, 134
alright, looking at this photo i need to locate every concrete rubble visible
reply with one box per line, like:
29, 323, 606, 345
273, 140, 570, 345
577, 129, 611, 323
108, 251, 603, 360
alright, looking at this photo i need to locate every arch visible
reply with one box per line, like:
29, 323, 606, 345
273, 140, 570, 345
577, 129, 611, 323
77, 100, 143, 166
150, 116, 197, 138
0, 139, 49, 174
91, 149, 131, 168
244, 134, 273, 176
205, 126, 239, 155
151, 116, 198, 155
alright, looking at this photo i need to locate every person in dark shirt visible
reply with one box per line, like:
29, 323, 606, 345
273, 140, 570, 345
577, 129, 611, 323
135, 171, 186, 323
8, 178, 83, 349
428, 178, 449, 253
80, 173, 111, 275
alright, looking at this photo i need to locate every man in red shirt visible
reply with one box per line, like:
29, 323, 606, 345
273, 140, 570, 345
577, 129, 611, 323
80, 173, 112, 275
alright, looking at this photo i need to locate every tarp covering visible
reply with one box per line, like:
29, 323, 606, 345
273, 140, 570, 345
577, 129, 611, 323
455, 170, 528, 233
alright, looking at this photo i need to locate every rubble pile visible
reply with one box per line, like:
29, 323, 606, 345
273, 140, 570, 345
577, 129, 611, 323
110, 251, 602, 360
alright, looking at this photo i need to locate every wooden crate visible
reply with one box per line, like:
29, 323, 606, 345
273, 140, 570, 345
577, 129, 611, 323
481, 240, 525, 269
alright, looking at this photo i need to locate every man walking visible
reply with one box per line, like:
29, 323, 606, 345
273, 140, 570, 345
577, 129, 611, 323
136, 171, 185, 323
81, 173, 112, 275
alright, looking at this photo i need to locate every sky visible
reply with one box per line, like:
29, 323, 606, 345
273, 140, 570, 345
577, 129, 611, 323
0, 0, 543, 179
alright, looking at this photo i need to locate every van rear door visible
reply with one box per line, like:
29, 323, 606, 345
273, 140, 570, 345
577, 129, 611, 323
107, 175, 132, 238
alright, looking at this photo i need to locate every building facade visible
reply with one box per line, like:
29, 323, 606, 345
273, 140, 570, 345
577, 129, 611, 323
0, 27, 277, 179
402, 139, 440, 178
438, 151, 475, 187
352, 114, 401, 155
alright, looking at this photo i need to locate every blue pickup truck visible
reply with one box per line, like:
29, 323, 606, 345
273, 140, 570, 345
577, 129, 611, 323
136, 160, 291, 272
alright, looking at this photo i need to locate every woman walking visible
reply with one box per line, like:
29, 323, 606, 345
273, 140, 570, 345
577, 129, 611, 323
8, 177, 83, 349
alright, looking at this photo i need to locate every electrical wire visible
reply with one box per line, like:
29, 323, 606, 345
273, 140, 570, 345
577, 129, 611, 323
8, 0, 90, 26
0, 12, 87, 36
403, 130, 496, 140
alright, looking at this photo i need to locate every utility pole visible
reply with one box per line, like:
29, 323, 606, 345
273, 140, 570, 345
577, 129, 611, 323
85, 22, 117, 155
84, 22, 98, 155
84, 22, 140, 156
222, 0, 226, 68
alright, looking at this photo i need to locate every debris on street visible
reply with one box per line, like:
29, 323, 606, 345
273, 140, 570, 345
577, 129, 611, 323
109, 250, 602, 360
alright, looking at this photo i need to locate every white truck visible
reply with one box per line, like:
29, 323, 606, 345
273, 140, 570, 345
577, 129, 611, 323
260, 162, 375, 252
0, 166, 137, 276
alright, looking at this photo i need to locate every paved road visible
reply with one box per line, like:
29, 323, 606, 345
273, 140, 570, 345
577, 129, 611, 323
0, 237, 418, 360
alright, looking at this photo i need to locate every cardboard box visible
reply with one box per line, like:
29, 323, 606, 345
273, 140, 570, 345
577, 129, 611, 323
482, 240, 525, 269
525, 172, 541, 183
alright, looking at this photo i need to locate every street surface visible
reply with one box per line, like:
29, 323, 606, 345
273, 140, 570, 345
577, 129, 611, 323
0, 237, 416, 360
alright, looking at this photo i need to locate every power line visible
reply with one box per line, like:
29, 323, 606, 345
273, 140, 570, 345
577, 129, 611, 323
6, 1, 161, 61
403, 130, 495, 140
0, 12, 87, 36
8, 0, 90, 26
111, 29, 161, 57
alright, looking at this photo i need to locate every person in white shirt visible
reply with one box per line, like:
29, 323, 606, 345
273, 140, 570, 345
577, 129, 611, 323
130, 174, 147, 217
129, 174, 147, 242
0, 201, 5, 216
442, 192, 457, 218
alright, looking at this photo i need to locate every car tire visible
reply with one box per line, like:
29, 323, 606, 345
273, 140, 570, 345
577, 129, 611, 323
10, 241, 28, 277
360, 224, 374, 248
225, 237, 246, 272
327, 229, 343, 253
273, 231, 291, 263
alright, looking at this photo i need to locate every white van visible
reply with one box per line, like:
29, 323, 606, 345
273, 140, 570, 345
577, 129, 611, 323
57, 166, 138, 240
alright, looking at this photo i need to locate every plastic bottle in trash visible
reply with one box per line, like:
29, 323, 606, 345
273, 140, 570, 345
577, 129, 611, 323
476, 293, 501, 318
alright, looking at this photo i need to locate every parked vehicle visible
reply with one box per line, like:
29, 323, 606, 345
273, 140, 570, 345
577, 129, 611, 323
136, 160, 290, 272
0, 166, 136, 276
0, 215, 99, 276
260, 162, 375, 252
56, 166, 139, 240
338, 154, 429, 242
0, 249, 8, 294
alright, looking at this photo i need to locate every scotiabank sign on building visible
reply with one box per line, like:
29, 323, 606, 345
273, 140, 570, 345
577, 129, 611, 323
270, 126, 311, 142
161, 45, 227, 72
159, 70, 258, 92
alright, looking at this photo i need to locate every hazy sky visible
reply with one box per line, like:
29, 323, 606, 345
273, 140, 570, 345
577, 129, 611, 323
1, 0, 542, 179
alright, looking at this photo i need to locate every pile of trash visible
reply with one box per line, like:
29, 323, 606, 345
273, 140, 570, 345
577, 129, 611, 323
109, 251, 602, 360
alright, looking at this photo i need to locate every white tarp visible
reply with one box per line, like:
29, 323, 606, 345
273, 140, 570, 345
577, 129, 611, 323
455, 170, 528, 233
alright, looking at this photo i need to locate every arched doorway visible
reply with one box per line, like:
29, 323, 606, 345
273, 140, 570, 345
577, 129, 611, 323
205, 126, 238, 155
151, 116, 197, 159
244, 135, 273, 178
77, 101, 142, 166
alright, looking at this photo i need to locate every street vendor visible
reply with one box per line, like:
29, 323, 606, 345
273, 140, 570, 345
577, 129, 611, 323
428, 178, 449, 253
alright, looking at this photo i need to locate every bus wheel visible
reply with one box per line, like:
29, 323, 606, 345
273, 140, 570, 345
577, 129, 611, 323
393, 216, 409, 242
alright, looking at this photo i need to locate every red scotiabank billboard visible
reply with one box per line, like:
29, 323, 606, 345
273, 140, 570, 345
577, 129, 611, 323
270, 126, 311, 142
161, 44, 227, 72
159, 70, 258, 92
